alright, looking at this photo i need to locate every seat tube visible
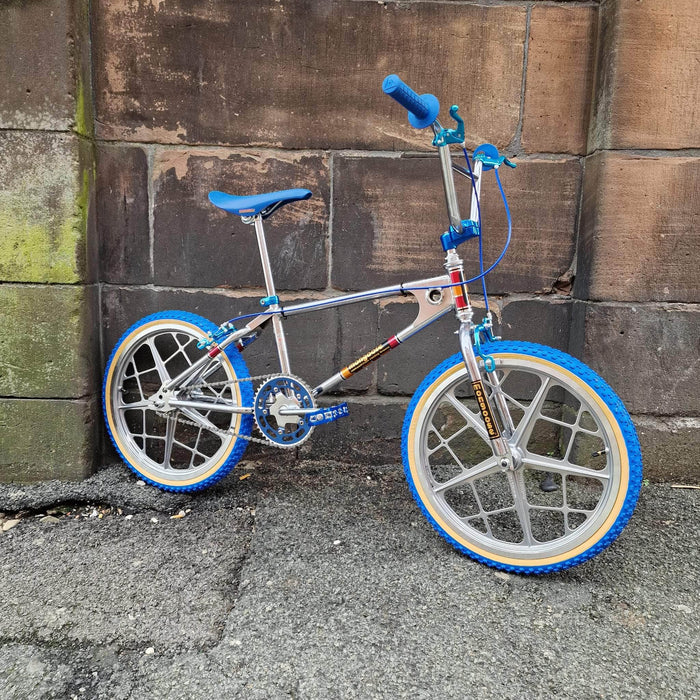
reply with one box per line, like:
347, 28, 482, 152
253, 215, 291, 374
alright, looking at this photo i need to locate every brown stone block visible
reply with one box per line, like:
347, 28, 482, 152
332, 155, 580, 294
590, 0, 700, 150
633, 416, 700, 484
522, 5, 597, 154
97, 145, 151, 284
152, 149, 329, 290
0, 0, 74, 130
334, 302, 379, 395
570, 301, 700, 416
575, 154, 700, 303
92, 0, 524, 149
0, 398, 97, 483
500, 297, 572, 351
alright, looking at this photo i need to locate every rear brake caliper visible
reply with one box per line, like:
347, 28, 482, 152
197, 321, 237, 350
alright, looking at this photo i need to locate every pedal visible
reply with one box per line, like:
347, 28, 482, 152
306, 403, 350, 427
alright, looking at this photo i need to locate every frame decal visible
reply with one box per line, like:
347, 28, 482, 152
341, 340, 394, 378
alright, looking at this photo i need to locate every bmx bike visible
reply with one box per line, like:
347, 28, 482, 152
103, 75, 642, 573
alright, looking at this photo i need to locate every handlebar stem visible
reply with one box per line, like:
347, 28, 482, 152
433, 122, 463, 233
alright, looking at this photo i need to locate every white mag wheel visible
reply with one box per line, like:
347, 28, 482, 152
103, 311, 253, 492
402, 342, 642, 573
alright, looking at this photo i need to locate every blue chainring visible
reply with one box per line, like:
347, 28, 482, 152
254, 376, 315, 447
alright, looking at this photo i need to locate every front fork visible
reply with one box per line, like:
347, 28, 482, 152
447, 252, 515, 466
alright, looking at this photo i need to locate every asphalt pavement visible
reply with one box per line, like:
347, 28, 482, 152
0, 458, 697, 700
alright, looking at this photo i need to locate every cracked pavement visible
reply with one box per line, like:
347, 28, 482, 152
0, 459, 698, 699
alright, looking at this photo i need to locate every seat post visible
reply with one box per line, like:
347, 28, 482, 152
253, 215, 291, 374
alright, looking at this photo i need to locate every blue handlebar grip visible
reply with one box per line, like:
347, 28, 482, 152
382, 74, 440, 130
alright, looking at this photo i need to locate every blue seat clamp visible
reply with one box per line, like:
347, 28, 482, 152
440, 220, 480, 251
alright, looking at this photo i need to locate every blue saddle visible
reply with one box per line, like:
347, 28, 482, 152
208, 188, 312, 218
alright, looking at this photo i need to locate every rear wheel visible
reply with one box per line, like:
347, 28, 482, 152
402, 342, 642, 573
103, 311, 253, 492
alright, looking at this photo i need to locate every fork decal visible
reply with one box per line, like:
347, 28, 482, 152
471, 379, 501, 439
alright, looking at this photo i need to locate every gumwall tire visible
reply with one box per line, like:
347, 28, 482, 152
402, 341, 642, 574
103, 311, 254, 492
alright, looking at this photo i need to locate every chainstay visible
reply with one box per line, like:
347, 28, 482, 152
162, 372, 312, 448
159, 410, 277, 446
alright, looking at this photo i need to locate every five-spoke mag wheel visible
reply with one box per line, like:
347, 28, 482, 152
402, 342, 642, 573
103, 311, 253, 491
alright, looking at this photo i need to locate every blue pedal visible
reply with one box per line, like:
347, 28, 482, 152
307, 403, 349, 426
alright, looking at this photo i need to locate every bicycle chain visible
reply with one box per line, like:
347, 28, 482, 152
155, 372, 310, 449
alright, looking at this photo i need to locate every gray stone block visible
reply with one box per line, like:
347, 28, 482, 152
0, 398, 96, 483
499, 297, 573, 350
633, 415, 700, 484
570, 301, 700, 416
0, 285, 98, 399
100, 286, 377, 392
377, 302, 460, 396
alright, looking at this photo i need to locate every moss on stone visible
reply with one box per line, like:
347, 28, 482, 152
0, 133, 90, 284
0, 285, 95, 398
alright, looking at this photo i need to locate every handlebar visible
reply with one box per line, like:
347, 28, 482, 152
382, 75, 515, 241
382, 74, 440, 129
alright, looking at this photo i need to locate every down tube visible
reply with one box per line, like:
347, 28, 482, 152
313, 305, 453, 396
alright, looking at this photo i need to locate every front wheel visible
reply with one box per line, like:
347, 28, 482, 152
402, 341, 642, 574
103, 311, 254, 492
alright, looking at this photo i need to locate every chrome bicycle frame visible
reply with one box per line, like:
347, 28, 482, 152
164, 136, 514, 460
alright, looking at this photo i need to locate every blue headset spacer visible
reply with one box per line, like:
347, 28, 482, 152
473, 143, 501, 171
408, 94, 440, 129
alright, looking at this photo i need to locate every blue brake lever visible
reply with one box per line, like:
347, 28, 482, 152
473, 143, 517, 170
433, 105, 465, 147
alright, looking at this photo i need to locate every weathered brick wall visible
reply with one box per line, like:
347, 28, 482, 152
2, 0, 698, 482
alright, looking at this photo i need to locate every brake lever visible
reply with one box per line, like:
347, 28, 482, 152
432, 105, 465, 147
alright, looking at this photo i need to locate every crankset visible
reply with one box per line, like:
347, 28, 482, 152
254, 375, 316, 447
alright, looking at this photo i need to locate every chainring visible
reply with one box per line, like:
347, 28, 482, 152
254, 375, 315, 447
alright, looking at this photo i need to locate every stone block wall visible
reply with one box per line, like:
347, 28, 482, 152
1, 0, 698, 482
0, 0, 98, 481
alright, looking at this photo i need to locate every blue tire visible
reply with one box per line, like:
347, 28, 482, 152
103, 311, 254, 492
402, 341, 642, 574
